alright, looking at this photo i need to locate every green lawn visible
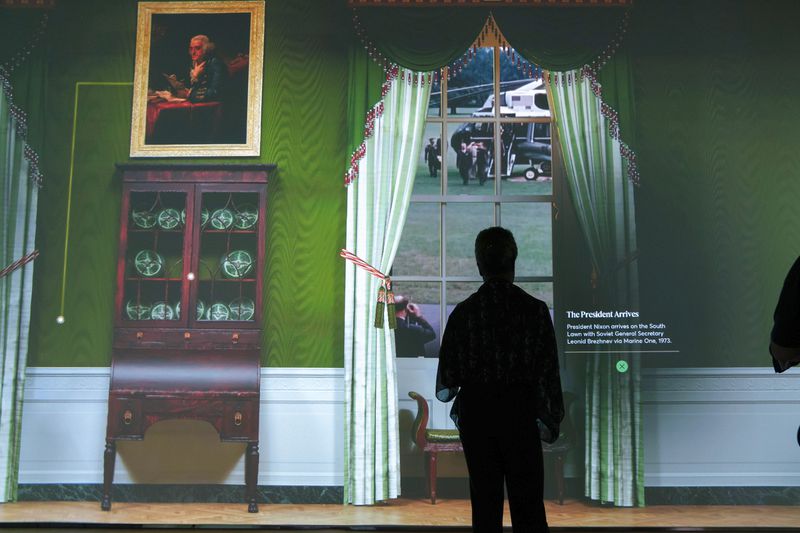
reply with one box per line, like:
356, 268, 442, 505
393, 161, 554, 310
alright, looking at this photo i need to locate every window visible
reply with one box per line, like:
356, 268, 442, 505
393, 42, 556, 358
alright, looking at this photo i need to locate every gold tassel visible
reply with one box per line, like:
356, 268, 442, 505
385, 280, 397, 330
374, 285, 386, 328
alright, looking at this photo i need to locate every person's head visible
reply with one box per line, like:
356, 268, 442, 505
189, 35, 211, 62
394, 294, 409, 317
475, 226, 517, 281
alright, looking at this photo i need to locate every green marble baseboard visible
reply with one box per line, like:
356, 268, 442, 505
17, 484, 343, 504
644, 487, 800, 505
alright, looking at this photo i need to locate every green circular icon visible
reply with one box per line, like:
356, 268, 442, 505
221, 250, 254, 279
234, 205, 258, 230
125, 300, 151, 320
207, 302, 230, 321
229, 297, 255, 321
209, 208, 235, 230
616, 360, 629, 373
157, 208, 182, 230
150, 301, 175, 321
134, 250, 164, 277
131, 206, 157, 229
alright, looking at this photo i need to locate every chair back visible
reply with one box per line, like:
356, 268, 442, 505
408, 391, 429, 449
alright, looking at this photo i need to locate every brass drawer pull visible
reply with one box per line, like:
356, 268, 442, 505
123, 409, 134, 425
234, 411, 243, 426
184, 332, 191, 340
232, 333, 239, 344
136, 331, 143, 341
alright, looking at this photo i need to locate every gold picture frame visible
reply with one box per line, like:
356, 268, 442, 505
130, 1, 265, 157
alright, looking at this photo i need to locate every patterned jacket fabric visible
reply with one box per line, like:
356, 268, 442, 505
436, 278, 564, 441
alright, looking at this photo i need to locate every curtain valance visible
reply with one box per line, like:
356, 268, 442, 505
0, 8, 49, 186
352, 6, 628, 73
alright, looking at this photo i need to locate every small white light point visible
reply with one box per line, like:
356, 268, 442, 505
56, 315, 65, 325
187, 272, 196, 281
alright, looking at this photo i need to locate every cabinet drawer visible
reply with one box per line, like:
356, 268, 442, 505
222, 401, 258, 441
109, 398, 143, 438
114, 328, 260, 350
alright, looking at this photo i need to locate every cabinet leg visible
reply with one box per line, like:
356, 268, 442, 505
246, 442, 259, 512
101, 439, 116, 511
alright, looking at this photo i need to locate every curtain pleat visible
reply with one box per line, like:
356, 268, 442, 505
343, 66, 431, 505
0, 88, 39, 502
549, 70, 643, 507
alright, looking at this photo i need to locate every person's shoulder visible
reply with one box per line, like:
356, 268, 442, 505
512, 284, 549, 311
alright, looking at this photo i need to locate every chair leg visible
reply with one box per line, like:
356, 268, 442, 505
429, 451, 438, 504
555, 453, 565, 505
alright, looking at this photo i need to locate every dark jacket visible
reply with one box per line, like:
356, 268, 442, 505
771, 255, 800, 373
436, 278, 564, 442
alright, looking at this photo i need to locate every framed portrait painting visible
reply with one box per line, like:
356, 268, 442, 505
130, 1, 265, 157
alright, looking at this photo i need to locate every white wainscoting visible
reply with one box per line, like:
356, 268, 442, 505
19, 366, 800, 488
19, 367, 344, 486
642, 367, 800, 487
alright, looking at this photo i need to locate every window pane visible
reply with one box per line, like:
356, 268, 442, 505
394, 203, 440, 277
414, 123, 442, 196
446, 47, 494, 118
518, 281, 553, 310
446, 122, 494, 195
501, 202, 552, 277
428, 74, 441, 118
445, 203, 493, 276
444, 281, 481, 334
446, 281, 481, 310
392, 281, 440, 358
500, 121, 553, 196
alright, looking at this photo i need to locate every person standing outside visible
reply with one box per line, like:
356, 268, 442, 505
436, 226, 563, 533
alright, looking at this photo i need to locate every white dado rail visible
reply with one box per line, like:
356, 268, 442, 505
18, 365, 800, 487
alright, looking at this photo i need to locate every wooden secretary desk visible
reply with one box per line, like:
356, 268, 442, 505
103, 164, 273, 513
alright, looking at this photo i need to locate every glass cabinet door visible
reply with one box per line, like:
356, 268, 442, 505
194, 190, 260, 324
122, 190, 188, 324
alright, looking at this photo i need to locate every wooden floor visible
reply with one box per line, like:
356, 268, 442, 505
2, 498, 800, 529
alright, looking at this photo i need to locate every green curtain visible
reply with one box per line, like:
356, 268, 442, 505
0, 8, 46, 503
353, 7, 487, 71
352, 6, 635, 155
549, 69, 643, 507
0, 88, 40, 503
493, 8, 626, 72
343, 54, 431, 504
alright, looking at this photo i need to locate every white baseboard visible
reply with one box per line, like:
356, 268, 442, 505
19, 367, 344, 486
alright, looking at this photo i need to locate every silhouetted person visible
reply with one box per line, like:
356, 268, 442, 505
436, 226, 563, 533
771, 255, 800, 372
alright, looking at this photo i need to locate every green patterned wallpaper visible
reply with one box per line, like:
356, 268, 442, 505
24, 0, 800, 369
631, 0, 800, 366
27, 0, 349, 367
